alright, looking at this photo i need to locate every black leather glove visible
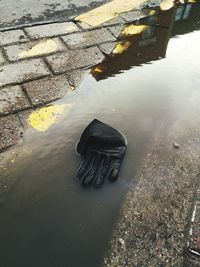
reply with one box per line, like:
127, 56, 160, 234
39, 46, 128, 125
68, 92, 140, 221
75, 119, 127, 188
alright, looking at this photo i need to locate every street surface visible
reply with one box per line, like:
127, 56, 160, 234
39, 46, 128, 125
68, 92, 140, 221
1, 0, 200, 266
0, 0, 108, 29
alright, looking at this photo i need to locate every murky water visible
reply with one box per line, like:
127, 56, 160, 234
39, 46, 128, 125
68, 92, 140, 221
0, 3, 200, 267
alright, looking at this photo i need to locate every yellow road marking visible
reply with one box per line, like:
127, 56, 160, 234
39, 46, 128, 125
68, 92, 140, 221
112, 41, 132, 55
19, 39, 58, 59
121, 24, 148, 36
160, 0, 175, 10
75, 0, 148, 27
28, 104, 71, 132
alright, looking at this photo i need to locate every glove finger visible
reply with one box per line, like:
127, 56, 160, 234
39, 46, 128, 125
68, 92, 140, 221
108, 159, 121, 182
81, 153, 99, 187
94, 156, 111, 188
76, 150, 92, 179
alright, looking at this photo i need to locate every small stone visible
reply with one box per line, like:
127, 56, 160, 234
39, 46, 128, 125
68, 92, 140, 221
173, 142, 180, 149
118, 238, 125, 246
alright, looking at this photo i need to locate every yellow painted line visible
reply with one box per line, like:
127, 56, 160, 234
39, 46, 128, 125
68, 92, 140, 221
75, 0, 148, 27
112, 41, 131, 55
160, 0, 175, 10
121, 24, 148, 36
75, 0, 191, 27
19, 39, 58, 59
28, 104, 71, 132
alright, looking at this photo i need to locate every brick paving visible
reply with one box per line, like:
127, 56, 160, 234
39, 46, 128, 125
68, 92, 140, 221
24, 22, 79, 39
4, 38, 66, 61
0, 15, 128, 152
0, 85, 30, 115
23, 75, 70, 106
0, 6, 163, 152
61, 28, 116, 49
46, 46, 104, 73
0, 59, 50, 87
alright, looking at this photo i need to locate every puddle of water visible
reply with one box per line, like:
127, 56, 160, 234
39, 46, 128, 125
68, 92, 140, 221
0, 3, 200, 267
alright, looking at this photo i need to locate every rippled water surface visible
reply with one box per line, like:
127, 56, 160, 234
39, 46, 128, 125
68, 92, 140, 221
0, 4, 200, 267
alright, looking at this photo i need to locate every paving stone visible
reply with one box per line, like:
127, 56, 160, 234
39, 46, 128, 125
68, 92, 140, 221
65, 69, 90, 90
0, 59, 50, 87
25, 22, 79, 39
78, 16, 125, 30
0, 85, 30, 115
120, 9, 149, 23
108, 24, 126, 38
61, 28, 116, 49
23, 75, 70, 105
0, 30, 28, 46
99, 42, 117, 54
101, 16, 125, 27
0, 115, 22, 152
4, 38, 66, 62
46, 47, 104, 74
18, 109, 33, 129
0, 51, 5, 65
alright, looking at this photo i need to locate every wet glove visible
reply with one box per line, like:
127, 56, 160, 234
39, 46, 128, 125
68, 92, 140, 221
76, 119, 127, 188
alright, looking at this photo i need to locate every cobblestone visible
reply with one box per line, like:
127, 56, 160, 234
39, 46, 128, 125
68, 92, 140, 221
0, 59, 50, 87
25, 22, 79, 39
0, 85, 30, 115
4, 38, 66, 61
61, 28, 116, 49
46, 46, 104, 73
0, 115, 22, 152
23, 75, 70, 105
0, 30, 28, 46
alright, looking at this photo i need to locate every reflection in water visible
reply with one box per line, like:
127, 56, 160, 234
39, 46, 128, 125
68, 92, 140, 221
91, 2, 200, 81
